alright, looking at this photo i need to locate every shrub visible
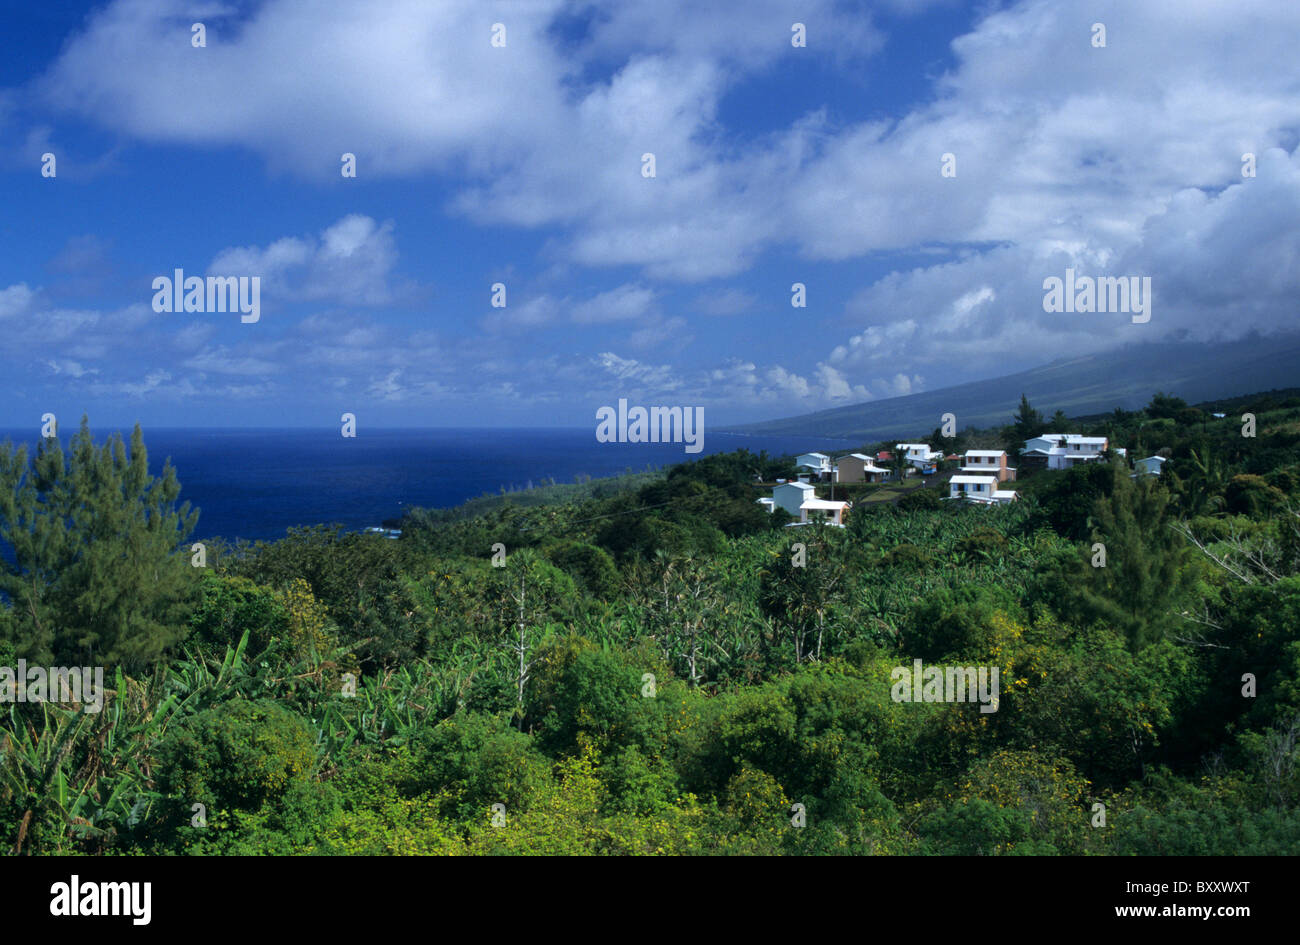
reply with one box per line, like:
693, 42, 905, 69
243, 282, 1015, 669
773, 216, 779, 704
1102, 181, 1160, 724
156, 699, 316, 815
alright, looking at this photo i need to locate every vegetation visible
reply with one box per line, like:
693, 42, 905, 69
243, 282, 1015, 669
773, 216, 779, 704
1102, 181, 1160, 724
1, 391, 1298, 855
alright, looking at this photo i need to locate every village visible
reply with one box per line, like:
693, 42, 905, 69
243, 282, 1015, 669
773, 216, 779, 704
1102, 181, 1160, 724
758, 432, 1167, 526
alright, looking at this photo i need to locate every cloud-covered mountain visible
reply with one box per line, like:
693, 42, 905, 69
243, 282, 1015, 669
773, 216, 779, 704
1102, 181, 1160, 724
727, 334, 1300, 441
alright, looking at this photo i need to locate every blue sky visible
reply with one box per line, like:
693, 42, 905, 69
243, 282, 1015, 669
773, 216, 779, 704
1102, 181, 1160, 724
1, 0, 1298, 428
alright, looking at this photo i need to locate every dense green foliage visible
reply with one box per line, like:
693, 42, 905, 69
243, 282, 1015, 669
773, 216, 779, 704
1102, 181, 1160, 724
1, 393, 1298, 855
0, 418, 198, 671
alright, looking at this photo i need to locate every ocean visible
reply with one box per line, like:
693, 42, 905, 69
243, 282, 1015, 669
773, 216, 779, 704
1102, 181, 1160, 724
0, 427, 853, 542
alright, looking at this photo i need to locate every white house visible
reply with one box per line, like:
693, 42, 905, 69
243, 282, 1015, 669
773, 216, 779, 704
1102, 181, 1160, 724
896, 443, 942, 469
1022, 434, 1109, 470
770, 481, 848, 525
1133, 455, 1167, 477
948, 475, 1017, 505
773, 481, 816, 517
795, 451, 833, 480
960, 449, 1016, 482
797, 498, 849, 525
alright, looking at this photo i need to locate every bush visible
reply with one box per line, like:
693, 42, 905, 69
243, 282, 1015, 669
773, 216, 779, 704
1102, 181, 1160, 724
880, 543, 933, 569
1224, 474, 1286, 516
156, 699, 316, 815
546, 540, 621, 600
189, 573, 288, 655
412, 714, 552, 820
898, 487, 942, 511
955, 528, 1008, 560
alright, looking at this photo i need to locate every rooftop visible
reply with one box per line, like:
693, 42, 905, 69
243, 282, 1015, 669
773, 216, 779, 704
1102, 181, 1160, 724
801, 498, 849, 510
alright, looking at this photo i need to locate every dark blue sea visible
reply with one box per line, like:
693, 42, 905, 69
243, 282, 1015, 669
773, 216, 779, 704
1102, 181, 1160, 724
0, 428, 852, 542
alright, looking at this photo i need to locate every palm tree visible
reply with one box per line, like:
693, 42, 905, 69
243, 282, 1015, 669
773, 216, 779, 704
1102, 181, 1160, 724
1178, 448, 1228, 517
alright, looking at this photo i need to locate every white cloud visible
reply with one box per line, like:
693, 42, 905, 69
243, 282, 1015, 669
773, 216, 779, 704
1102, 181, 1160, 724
483, 294, 559, 333
0, 283, 38, 320
208, 215, 405, 305
182, 347, 281, 376
570, 283, 657, 324
17, 0, 1300, 416
593, 351, 681, 391
44, 358, 96, 378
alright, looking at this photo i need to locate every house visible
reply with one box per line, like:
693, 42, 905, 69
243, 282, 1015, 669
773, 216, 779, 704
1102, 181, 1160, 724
770, 481, 848, 525
896, 443, 942, 469
772, 481, 816, 517
835, 453, 891, 484
948, 475, 997, 502
797, 498, 849, 525
1021, 434, 1109, 470
960, 449, 1017, 482
1133, 455, 1167, 477
948, 476, 1018, 505
1212, 412, 1226, 419
795, 451, 833, 481
876, 450, 894, 462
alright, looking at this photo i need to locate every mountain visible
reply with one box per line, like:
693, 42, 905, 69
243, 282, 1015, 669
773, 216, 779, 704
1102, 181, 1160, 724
725, 333, 1300, 441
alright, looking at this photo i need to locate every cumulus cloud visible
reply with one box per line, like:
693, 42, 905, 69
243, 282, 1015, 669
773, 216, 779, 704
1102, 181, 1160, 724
12, 0, 1300, 421
593, 351, 681, 391
208, 215, 407, 305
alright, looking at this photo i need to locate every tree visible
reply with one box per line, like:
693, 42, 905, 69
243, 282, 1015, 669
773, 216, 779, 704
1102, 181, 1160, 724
1146, 391, 1188, 420
0, 418, 199, 669
1224, 474, 1286, 517
494, 550, 574, 728
889, 449, 910, 485
1011, 393, 1046, 444
758, 527, 848, 663
637, 552, 722, 687
227, 525, 429, 671
1173, 447, 1229, 517
1065, 463, 1198, 650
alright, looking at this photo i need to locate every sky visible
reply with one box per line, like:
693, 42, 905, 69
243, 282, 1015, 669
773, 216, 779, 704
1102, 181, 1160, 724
1, 0, 1298, 429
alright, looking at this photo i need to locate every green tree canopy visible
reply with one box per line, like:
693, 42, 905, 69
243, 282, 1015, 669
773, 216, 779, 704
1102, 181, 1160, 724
0, 418, 199, 669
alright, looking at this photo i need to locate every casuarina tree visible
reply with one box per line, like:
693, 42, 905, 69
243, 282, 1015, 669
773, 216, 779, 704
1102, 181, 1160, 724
0, 417, 200, 670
